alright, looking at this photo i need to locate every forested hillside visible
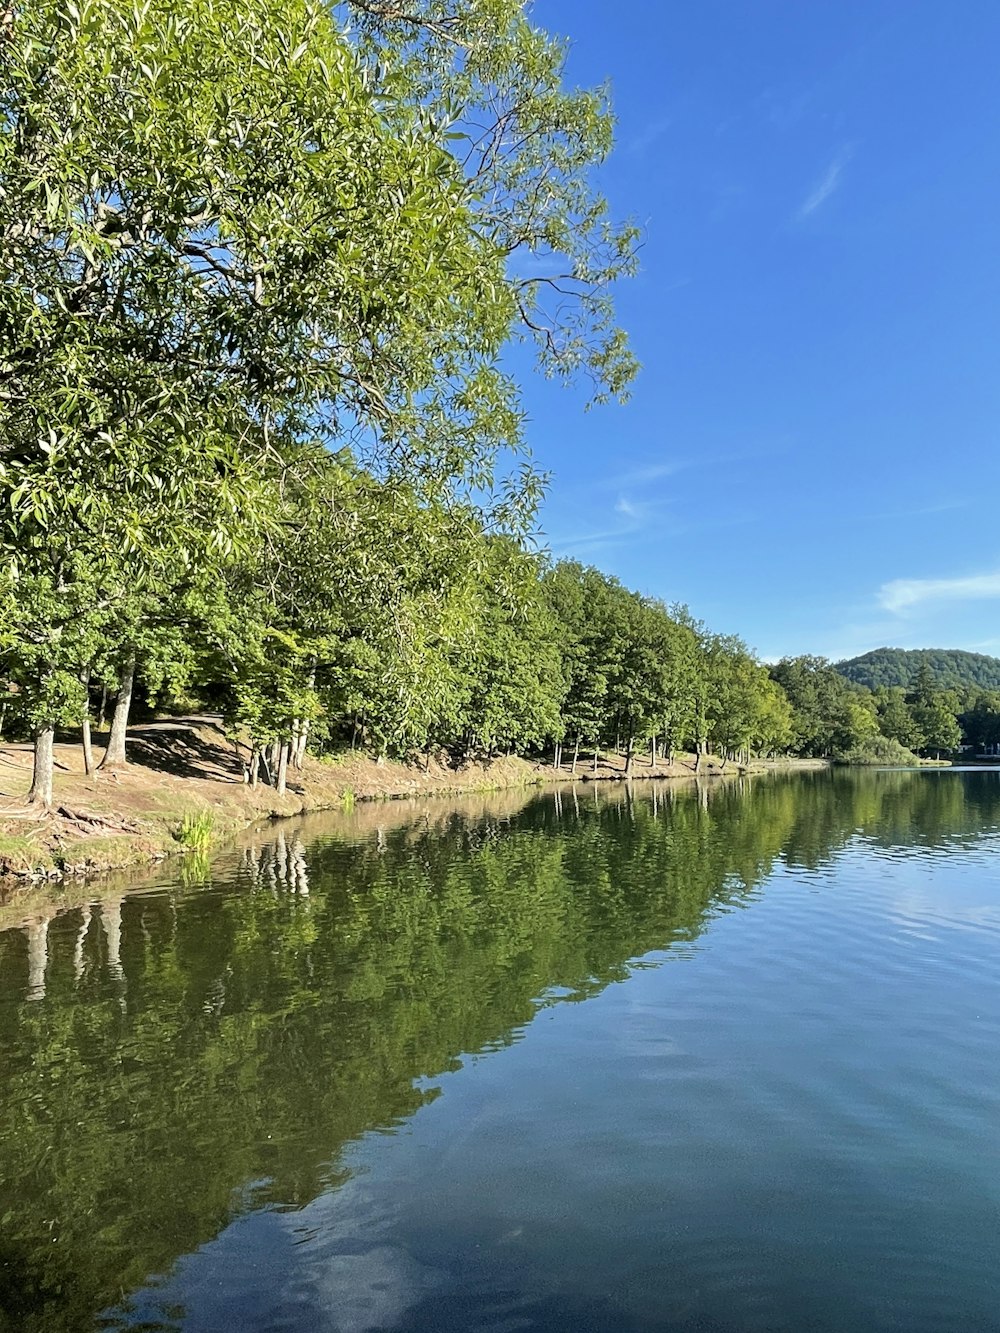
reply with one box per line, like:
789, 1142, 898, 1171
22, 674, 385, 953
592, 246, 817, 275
836, 649, 1000, 693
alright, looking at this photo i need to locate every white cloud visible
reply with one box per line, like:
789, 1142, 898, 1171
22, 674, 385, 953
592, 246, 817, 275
797, 144, 853, 219
614, 495, 645, 520
878, 570, 1000, 615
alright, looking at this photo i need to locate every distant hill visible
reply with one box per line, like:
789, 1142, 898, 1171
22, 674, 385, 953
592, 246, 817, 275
835, 648, 1000, 693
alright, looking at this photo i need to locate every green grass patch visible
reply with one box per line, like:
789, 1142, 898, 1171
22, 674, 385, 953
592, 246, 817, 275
173, 809, 215, 851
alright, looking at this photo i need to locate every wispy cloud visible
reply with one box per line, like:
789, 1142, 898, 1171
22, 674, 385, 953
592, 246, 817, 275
548, 525, 636, 558
878, 569, 1000, 615
628, 115, 672, 157
611, 462, 684, 488
797, 144, 853, 220
605, 444, 789, 494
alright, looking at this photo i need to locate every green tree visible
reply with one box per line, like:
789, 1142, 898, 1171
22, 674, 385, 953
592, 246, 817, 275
1, 0, 637, 802
875, 687, 922, 751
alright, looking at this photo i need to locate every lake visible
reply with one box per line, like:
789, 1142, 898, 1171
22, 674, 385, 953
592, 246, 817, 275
2, 768, 1000, 1332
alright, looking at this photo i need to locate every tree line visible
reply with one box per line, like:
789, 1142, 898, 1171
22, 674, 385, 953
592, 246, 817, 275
1, 0, 991, 805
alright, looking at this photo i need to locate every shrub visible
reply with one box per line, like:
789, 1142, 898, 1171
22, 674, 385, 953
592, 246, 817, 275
834, 736, 921, 767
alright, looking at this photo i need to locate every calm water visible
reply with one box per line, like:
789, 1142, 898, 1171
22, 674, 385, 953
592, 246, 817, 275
2, 769, 1000, 1332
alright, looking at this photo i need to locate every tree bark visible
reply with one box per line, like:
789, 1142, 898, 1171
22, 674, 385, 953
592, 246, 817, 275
650, 735, 656, 768
276, 741, 290, 796
27, 725, 55, 808
81, 666, 95, 776
624, 735, 635, 779
593, 746, 599, 774
249, 744, 260, 790
97, 684, 107, 731
98, 653, 136, 770
571, 735, 580, 775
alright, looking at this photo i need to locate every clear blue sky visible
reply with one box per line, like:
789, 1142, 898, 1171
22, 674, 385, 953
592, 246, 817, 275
517, 0, 1000, 662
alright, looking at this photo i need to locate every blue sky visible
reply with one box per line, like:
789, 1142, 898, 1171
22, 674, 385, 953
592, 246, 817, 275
515, 0, 1000, 662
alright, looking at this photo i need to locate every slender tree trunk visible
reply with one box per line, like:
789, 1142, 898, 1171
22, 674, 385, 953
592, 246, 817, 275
268, 739, 280, 776
276, 741, 290, 796
294, 658, 316, 768
571, 735, 580, 775
27, 725, 55, 808
98, 653, 136, 770
694, 743, 703, 775
553, 741, 561, 771
97, 684, 107, 731
650, 735, 656, 768
0, 700, 7, 740
593, 746, 599, 774
249, 745, 260, 790
81, 666, 95, 776
624, 734, 635, 779
293, 722, 310, 769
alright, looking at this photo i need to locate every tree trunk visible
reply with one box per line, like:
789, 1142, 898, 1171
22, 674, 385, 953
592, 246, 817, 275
249, 745, 260, 790
571, 735, 580, 775
294, 658, 316, 768
81, 666, 95, 776
97, 684, 107, 731
27, 725, 55, 808
694, 744, 703, 775
98, 653, 136, 770
650, 735, 656, 768
624, 735, 635, 779
276, 741, 290, 796
593, 746, 599, 774
293, 722, 310, 769
268, 739, 280, 776
553, 741, 561, 771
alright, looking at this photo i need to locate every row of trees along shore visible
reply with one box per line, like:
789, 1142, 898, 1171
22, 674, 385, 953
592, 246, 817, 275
1, 0, 990, 808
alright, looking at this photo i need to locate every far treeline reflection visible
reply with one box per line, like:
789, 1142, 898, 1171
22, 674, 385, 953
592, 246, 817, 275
1, 769, 999, 1331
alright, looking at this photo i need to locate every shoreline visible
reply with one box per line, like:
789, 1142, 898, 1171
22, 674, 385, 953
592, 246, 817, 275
0, 717, 834, 887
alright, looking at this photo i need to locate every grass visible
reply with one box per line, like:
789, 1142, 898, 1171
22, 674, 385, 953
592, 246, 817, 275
0, 834, 48, 876
173, 808, 215, 852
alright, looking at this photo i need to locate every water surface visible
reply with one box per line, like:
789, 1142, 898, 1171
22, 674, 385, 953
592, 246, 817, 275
2, 770, 1000, 1332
